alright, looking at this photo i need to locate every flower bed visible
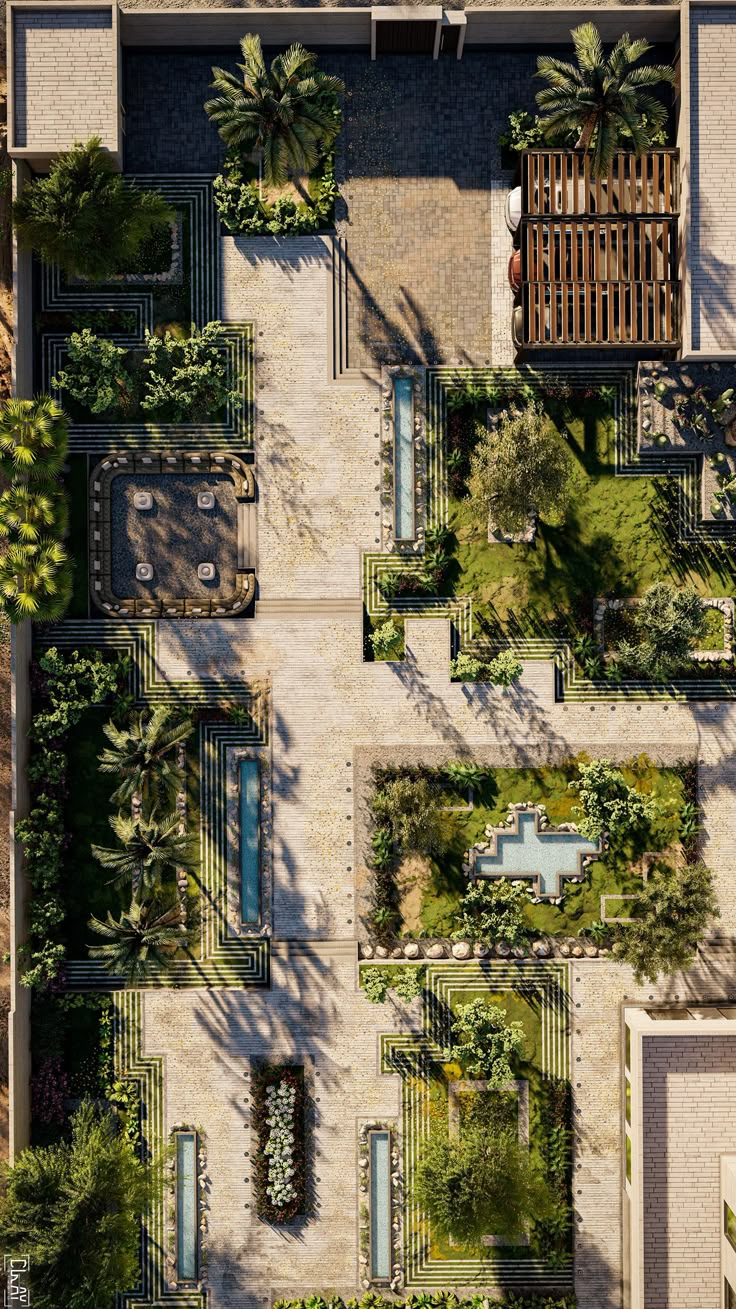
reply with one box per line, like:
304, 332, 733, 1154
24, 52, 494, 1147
252, 1065, 306, 1222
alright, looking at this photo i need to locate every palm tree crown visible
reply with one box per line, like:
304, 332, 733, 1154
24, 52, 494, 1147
98, 705, 193, 811
0, 485, 66, 543
0, 396, 68, 482
88, 898, 183, 985
535, 23, 674, 176
204, 34, 345, 187
92, 811, 195, 893
0, 537, 72, 622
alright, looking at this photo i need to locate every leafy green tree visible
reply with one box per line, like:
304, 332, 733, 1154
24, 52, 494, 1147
451, 999, 525, 1083
615, 581, 708, 680
450, 651, 485, 682
372, 775, 446, 856
369, 618, 400, 659
487, 650, 524, 687
535, 23, 674, 177
141, 322, 240, 422
0, 1100, 152, 1309
91, 812, 195, 893
0, 396, 68, 481
570, 758, 657, 841
205, 35, 344, 187
88, 897, 183, 984
0, 538, 72, 622
0, 485, 66, 543
13, 138, 174, 280
52, 329, 133, 415
414, 1088, 553, 1246
98, 705, 193, 811
613, 860, 719, 983
452, 878, 530, 948
468, 401, 575, 536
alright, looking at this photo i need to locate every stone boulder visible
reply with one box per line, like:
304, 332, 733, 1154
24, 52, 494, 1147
532, 940, 551, 957
473, 942, 491, 958
452, 940, 471, 959
426, 943, 445, 959
403, 941, 421, 959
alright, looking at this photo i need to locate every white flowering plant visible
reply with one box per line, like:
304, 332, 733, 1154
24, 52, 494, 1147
252, 1065, 305, 1221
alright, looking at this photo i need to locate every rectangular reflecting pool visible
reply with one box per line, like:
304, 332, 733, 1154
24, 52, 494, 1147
393, 377, 414, 541
176, 1131, 198, 1283
369, 1130, 391, 1281
239, 758, 260, 924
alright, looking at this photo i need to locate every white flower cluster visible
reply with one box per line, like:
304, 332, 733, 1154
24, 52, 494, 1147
264, 1081, 298, 1207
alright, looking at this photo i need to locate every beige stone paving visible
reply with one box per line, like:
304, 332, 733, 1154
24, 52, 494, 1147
220, 236, 380, 600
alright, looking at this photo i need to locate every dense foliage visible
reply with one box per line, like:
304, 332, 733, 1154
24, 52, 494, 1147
214, 158, 338, 235
468, 401, 576, 536
372, 774, 447, 857
13, 137, 173, 279
273, 1297, 575, 1309
450, 649, 523, 686
17, 649, 121, 986
570, 758, 656, 840
361, 965, 425, 1004
205, 35, 344, 186
0, 1100, 151, 1309
251, 1065, 306, 1221
613, 581, 709, 680
613, 859, 719, 982
52, 330, 133, 415
452, 878, 531, 948
451, 999, 525, 1083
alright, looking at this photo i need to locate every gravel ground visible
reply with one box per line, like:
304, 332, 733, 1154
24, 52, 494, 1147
110, 472, 239, 599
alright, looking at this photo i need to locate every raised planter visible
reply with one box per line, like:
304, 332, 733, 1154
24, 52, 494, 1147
251, 1064, 307, 1223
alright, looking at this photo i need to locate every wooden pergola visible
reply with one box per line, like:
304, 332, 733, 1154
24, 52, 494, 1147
516, 149, 680, 349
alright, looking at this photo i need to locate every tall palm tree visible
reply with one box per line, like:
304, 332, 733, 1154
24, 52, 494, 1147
88, 898, 183, 984
204, 34, 345, 187
91, 811, 196, 894
0, 396, 68, 482
0, 485, 67, 543
535, 23, 674, 176
0, 537, 72, 622
98, 705, 193, 811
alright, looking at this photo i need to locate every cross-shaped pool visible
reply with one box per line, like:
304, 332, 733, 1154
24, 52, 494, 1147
474, 809, 600, 899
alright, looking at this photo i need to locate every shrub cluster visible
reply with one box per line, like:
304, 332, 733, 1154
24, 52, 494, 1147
274, 1296, 575, 1309
16, 648, 122, 987
213, 162, 338, 235
361, 965, 425, 1005
251, 1065, 306, 1222
534, 1077, 573, 1267
450, 649, 523, 687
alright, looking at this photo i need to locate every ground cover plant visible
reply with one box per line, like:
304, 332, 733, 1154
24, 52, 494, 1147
214, 155, 338, 235
426, 378, 736, 681
365, 756, 692, 944
275, 1297, 575, 1309
251, 1064, 307, 1221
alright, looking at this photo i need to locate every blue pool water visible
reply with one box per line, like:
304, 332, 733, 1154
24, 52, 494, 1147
176, 1132, 197, 1282
475, 810, 599, 897
370, 1131, 391, 1280
239, 759, 260, 924
393, 377, 414, 541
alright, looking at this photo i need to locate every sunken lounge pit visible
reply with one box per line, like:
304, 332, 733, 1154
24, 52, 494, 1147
90, 452, 256, 618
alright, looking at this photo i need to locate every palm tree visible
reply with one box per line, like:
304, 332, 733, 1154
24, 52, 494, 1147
204, 34, 345, 187
88, 898, 183, 984
91, 811, 195, 894
0, 485, 66, 543
535, 23, 674, 176
0, 396, 68, 482
0, 537, 72, 622
98, 705, 193, 811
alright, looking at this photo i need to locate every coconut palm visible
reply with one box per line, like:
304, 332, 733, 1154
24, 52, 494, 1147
0, 537, 72, 623
0, 485, 66, 543
88, 898, 183, 984
535, 23, 674, 176
91, 811, 196, 894
98, 705, 193, 811
205, 34, 344, 187
0, 396, 68, 482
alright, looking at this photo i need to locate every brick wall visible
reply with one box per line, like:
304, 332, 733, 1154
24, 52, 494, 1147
689, 8, 736, 352
13, 10, 116, 151
642, 1034, 736, 1307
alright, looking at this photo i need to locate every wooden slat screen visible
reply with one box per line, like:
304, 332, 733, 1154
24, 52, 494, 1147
522, 149, 679, 217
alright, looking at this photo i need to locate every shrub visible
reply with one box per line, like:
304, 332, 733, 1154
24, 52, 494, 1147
13, 137, 173, 280
451, 999, 525, 1083
141, 321, 241, 422
213, 160, 339, 235
487, 650, 523, 687
499, 109, 547, 152
251, 1066, 306, 1221
452, 878, 530, 948
372, 775, 446, 856
413, 1087, 553, 1247
450, 652, 485, 681
369, 618, 400, 659
52, 329, 133, 415
570, 758, 657, 841
613, 582, 708, 681
273, 1297, 576, 1309
613, 860, 719, 983
361, 965, 425, 1004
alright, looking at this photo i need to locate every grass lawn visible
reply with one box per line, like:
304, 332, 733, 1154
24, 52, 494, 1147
389, 756, 688, 939
445, 393, 734, 643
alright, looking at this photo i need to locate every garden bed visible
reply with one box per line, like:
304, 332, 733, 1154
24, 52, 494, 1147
251, 1064, 307, 1223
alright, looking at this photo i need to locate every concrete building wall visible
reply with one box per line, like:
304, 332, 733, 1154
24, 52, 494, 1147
11, 6, 117, 153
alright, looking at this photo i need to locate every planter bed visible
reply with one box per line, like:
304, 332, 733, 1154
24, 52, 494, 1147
251, 1064, 307, 1223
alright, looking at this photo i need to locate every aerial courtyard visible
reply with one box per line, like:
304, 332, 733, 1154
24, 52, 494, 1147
3, 6, 736, 1309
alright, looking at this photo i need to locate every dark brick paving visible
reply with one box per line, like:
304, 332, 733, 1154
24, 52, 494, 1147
123, 48, 538, 365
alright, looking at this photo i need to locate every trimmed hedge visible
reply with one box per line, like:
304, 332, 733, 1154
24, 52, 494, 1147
251, 1064, 306, 1222
273, 1295, 575, 1309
